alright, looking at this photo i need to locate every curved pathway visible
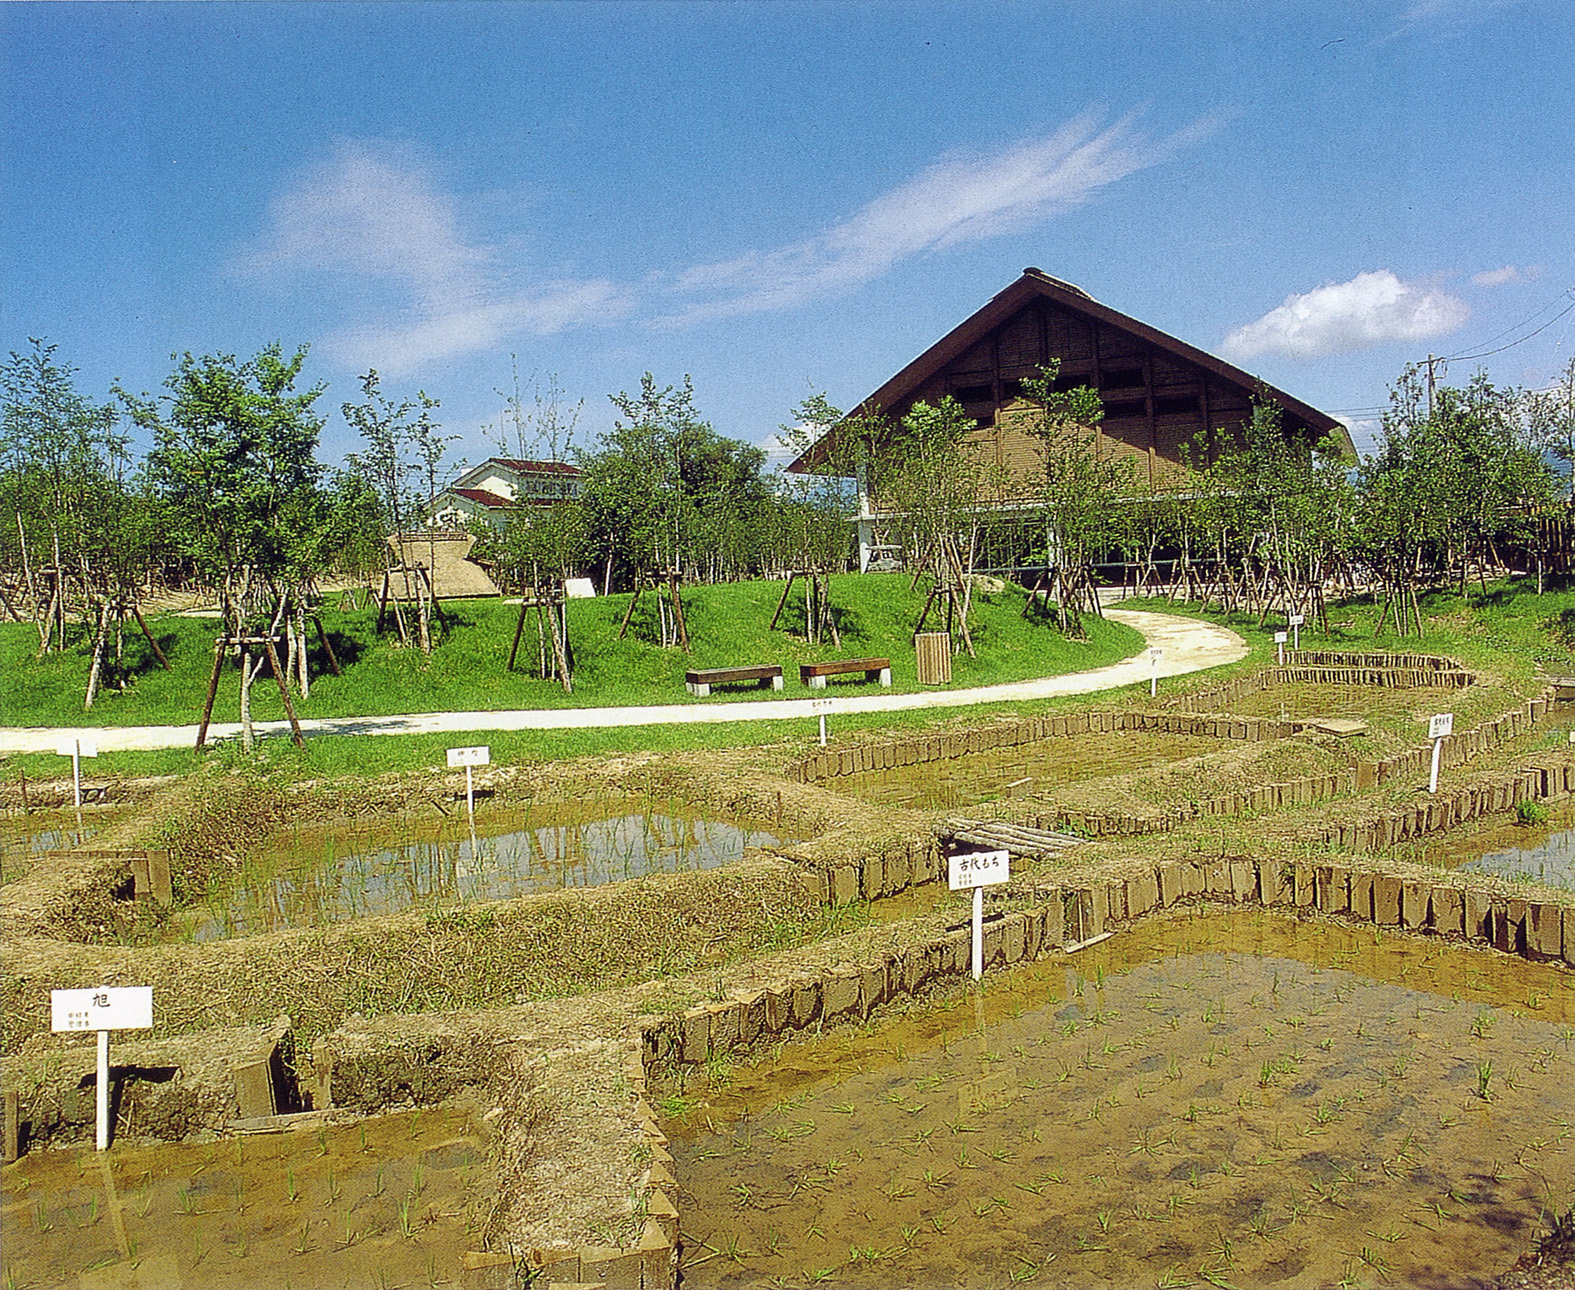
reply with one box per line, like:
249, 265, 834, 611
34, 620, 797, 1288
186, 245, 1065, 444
0, 607, 1246, 755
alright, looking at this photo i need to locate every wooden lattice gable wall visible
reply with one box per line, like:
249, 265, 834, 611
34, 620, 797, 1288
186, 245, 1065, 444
793, 268, 1349, 496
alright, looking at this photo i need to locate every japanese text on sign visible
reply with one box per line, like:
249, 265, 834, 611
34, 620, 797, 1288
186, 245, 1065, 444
50, 986, 152, 1033
446, 745, 491, 768
948, 849, 1010, 891
1428, 713, 1454, 740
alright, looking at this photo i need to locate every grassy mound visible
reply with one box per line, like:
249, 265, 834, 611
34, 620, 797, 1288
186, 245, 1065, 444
0, 573, 1142, 730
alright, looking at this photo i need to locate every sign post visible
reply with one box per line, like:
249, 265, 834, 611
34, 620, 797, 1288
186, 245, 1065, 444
1288, 613, 1304, 652
811, 696, 834, 748
1427, 713, 1453, 794
1274, 630, 1288, 667
51, 986, 153, 1151
1148, 648, 1164, 698
948, 849, 1010, 981
55, 738, 98, 810
446, 746, 491, 831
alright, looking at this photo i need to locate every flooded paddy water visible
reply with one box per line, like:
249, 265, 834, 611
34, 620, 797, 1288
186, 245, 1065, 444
1, 809, 107, 885
667, 908, 1575, 1289
1219, 682, 1457, 726
152, 799, 787, 942
1403, 803, 1575, 891
835, 732, 1231, 810
1, 1104, 486, 1289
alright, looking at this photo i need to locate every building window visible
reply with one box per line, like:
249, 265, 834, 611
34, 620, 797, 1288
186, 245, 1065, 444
1102, 398, 1147, 419
1155, 395, 1200, 417
1100, 368, 1145, 390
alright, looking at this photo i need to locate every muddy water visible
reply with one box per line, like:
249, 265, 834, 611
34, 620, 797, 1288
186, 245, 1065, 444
835, 733, 1231, 810
666, 909, 1575, 1289
0, 1105, 489, 1289
0, 808, 106, 885
1222, 682, 1451, 724
154, 802, 785, 942
1404, 802, 1575, 891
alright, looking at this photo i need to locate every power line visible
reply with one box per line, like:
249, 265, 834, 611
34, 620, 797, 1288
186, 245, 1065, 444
1441, 290, 1575, 364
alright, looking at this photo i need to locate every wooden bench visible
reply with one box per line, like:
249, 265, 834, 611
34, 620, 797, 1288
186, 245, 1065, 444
685, 665, 783, 697
800, 657, 891, 689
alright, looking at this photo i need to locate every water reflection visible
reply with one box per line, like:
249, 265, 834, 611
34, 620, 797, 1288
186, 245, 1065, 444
160, 805, 784, 941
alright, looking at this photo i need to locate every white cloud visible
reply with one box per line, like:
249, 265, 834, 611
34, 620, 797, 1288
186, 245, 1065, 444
665, 109, 1221, 324
1221, 270, 1469, 362
1383, 0, 1522, 42
1470, 264, 1544, 288
234, 139, 626, 374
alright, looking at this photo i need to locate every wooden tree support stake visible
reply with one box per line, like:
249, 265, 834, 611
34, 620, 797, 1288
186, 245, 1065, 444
130, 601, 171, 670
195, 642, 226, 751
262, 638, 306, 748
312, 615, 341, 676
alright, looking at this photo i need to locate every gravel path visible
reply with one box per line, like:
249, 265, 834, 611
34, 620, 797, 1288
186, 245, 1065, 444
0, 606, 1247, 754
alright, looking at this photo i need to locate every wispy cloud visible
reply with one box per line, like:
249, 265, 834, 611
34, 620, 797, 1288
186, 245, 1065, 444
233, 139, 626, 373
1381, 0, 1522, 43
663, 109, 1221, 324
1221, 270, 1469, 361
1471, 264, 1543, 288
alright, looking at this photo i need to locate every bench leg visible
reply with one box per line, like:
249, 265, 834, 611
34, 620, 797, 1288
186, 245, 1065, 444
772, 675, 783, 690
808, 675, 827, 689
687, 682, 710, 697
878, 668, 891, 686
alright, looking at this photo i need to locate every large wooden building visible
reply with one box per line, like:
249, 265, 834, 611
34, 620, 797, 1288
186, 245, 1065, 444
789, 268, 1350, 568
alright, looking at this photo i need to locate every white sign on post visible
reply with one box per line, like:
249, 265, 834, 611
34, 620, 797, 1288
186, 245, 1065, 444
1287, 613, 1304, 650
446, 746, 491, 829
1148, 647, 1164, 697
55, 738, 98, 810
51, 986, 152, 1152
1274, 630, 1288, 666
1427, 713, 1453, 794
811, 696, 834, 747
949, 849, 1010, 981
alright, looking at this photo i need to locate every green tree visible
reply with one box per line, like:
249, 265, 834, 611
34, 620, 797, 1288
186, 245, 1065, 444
579, 374, 767, 594
342, 369, 452, 652
122, 343, 326, 744
1355, 365, 1554, 631
1, 339, 136, 659
1019, 361, 1130, 636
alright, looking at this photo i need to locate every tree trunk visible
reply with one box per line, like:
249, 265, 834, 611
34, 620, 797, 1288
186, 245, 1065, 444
297, 599, 311, 699
83, 603, 110, 710
240, 646, 255, 753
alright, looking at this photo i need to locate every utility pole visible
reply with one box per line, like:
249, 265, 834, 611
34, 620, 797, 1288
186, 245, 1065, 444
1425, 354, 1438, 420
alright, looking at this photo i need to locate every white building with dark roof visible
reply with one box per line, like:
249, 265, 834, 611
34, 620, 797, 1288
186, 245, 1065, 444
427, 457, 583, 531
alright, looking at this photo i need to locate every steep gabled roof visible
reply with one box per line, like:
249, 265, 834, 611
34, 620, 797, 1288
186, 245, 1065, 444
450, 487, 515, 509
788, 268, 1348, 471
490, 458, 582, 476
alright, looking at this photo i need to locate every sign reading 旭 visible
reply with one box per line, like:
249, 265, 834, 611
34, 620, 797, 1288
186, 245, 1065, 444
51, 986, 152, 1033
948, 849, 1010, 890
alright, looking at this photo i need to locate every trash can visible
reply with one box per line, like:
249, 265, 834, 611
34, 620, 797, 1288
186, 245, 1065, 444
914, 631, 952, 685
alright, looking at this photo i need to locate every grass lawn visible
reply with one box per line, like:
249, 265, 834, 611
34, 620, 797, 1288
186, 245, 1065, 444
1, 573, 1141, 730
1119, 576, 1575, 685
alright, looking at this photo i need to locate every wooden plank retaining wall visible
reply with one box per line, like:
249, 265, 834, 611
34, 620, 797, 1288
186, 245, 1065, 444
642, 860, 1575, 1084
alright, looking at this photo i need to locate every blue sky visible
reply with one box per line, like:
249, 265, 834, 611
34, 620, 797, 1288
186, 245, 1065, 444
3, 0, 1572, 475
